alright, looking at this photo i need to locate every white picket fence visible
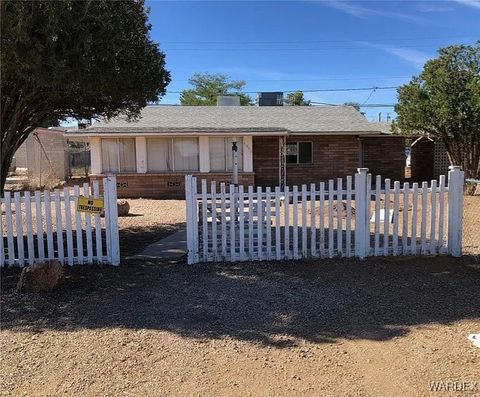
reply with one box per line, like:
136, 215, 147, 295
185, 167, 464, 264
1, 176, 120, 267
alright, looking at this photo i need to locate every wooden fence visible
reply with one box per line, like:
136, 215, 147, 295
1, 176, 119, 267
185, 167, 464, 264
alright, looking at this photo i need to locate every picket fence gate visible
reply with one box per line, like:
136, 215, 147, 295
185, 167, 464, 264
1, 175, 120, 267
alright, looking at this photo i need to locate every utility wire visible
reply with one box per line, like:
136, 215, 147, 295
361, 87, 377, 106
173, 76, 410, 82
161, 35, 473, 44
165, 85, 398, 94
164, 45, 438, 51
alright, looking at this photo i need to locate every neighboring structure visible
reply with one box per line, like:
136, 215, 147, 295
67, 105, 406, 198
410, 136, 450, 182
13, 127, 69, 183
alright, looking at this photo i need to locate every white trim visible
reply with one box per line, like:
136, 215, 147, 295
199, 136, 210, 172
90, 137, 102, 174
243, 136, 253, 172
135, 137, 147, 173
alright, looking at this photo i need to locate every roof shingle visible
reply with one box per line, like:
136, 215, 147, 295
81, 105, 381, 134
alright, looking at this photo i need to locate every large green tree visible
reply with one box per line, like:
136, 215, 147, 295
180, 73, 253, 106
395, 42, 480, 179
1, 0, 170, 191
284, 91, 311, 106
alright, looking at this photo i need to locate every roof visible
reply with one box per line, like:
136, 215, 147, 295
68, 105, 383, 136
370, 122, 395, 134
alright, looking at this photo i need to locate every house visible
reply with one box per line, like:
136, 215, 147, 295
12, 127, 69, 183
67, 105, 406, 198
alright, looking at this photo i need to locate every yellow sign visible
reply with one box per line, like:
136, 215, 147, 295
77, 196, 104, 214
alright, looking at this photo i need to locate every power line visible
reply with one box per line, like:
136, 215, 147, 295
165, 85, 399, 94
361, 87, 377, 106
162, 41, 478, 52
163, 45, 437, 51
173, 76, 410, 82
160, 35, 473, 44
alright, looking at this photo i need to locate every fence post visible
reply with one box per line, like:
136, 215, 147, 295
105, 175, 120, 266
185, 175, 195, 265
355, 168, 369, 259
447, 166, 464, 257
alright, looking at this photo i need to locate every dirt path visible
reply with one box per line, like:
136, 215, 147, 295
2, 256, 479, 396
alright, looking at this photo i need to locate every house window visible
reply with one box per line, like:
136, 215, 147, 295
101, 138, 136, 173
209, 137, 244, 171
286, 142, 312, 164
146, 138, 199, 172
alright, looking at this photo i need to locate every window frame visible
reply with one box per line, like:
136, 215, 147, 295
146, 137, 200, 172
286, 141, 313, 165
101, 137, 137, 173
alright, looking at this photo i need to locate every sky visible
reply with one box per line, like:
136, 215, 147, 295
146, 0, 479, 121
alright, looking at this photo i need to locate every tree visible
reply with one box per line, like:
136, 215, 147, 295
395, 42, 480, 179
180, 73, 253, 106
285, 91, 310, 106
1, 0, 170, 191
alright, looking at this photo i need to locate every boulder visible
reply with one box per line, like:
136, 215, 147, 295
16, 260, 63, 293
117, 199, 130, 217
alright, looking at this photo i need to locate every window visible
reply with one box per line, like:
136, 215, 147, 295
146, 138, 199, 172
101, 138, 136, 173
173, 138, 199, 171
209, 137, 243, 171
286, 142, 312, 164
146, 138, 171, 171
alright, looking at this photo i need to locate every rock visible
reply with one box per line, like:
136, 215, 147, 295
16, 260, 63, 293
117, 200, 130, 217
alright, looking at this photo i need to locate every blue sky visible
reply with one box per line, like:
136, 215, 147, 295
147, 0, 479, 121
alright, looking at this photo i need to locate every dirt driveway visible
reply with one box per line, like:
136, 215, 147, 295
2, 256, 479, 396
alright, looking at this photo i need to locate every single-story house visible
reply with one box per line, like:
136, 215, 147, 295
67, 105, 406, 198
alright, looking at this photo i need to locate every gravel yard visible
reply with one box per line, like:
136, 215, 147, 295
1, 196, 479, 396
1, 257, 479, 396
117, 199, 185, 256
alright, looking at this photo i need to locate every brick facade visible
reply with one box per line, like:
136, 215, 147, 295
253, 135, 369, 187
252, 137, 280, 187
362, 136, 406, 182
90, 172, 255, 199
285, 135, 360, 185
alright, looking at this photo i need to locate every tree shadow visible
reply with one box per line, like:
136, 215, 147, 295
1, 256, 479, 348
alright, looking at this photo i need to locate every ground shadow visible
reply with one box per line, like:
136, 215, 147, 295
119, 223, 185, 256
2, 256, 479, 348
